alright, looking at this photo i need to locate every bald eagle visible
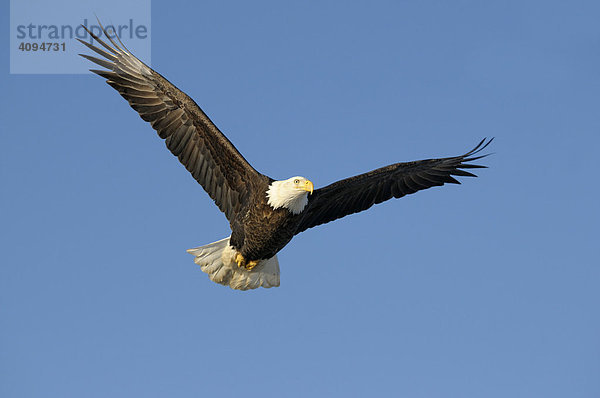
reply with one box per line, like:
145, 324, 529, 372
79, 24, 492, 290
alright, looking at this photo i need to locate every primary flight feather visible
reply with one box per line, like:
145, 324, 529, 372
79, 23, 492, 290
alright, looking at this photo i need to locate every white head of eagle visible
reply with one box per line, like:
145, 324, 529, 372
267, 176, 314, 214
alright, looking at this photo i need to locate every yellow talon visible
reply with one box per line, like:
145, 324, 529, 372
235, 252, 246, 268
234, 252, 259, 270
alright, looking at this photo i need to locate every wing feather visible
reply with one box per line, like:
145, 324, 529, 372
295, 138, 493, 234
79, 23, 265, 220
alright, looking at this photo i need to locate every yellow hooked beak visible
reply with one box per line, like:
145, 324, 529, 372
302, 180, 314, 195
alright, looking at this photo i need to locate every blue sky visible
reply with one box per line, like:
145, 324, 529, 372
1, 1, 599, 397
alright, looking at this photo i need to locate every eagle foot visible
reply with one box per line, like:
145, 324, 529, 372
234, 252, 259, 271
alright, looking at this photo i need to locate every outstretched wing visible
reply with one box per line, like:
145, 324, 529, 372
295, 138, 493, 234
78, 24, 264, 221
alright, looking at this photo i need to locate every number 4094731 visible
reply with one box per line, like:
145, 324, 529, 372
18, 42, 66, 51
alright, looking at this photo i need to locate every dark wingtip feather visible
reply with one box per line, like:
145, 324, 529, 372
446, 176, 461, 184
465, 137, 494, 157
79, 23, 120, 55
451, 169, 477, 177
460, 164, 488, 169
79, 54, 115, 70
94, 18, 125, 53
463, 154, 488, 163
461, 139, 485, 157
77, 32, 120, 63
458, 137, 494, 172
89, 69, 116, 80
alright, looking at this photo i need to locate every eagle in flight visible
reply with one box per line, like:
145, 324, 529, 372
79, 23, 492, 290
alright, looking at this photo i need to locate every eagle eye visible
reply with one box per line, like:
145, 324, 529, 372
294, 179, 300, 184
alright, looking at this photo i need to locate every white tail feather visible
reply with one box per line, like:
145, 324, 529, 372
187, 237, 280, 290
